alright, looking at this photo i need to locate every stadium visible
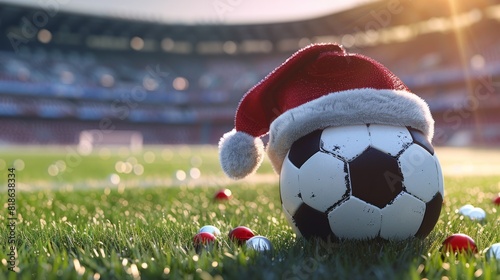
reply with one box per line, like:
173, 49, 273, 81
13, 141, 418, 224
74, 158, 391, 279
1, 0, 500, 146
1, 0, 500, 279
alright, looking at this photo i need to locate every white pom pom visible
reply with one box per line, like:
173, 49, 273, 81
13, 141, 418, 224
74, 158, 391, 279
218, 129, 264, 180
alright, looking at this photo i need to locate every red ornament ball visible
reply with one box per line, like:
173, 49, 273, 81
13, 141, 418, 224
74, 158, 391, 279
228, 226, 255, 244
214, 188, 232, 200
193, 232, 216, 247
442, 233, 478, 254
493, 196, 500, 206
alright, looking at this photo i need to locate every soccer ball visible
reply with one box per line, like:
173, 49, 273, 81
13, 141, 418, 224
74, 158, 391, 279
280, 124, 444, 241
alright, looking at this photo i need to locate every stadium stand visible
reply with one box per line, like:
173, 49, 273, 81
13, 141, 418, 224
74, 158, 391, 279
1, 0, 500, 146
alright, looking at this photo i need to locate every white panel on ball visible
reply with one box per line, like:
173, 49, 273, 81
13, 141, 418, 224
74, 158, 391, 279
280, 156, 305, 214
433, 154, 445, 197
380, 192, 425, 240
321, 125, 370, 161
299, 152, 348, 212
282, 205, 302, 238
368, 125, 412, 156
328, 197, 382, 239
399, 145, 441, 202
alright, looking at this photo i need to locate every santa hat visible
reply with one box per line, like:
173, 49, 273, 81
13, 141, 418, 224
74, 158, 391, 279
219, 43, 434, 179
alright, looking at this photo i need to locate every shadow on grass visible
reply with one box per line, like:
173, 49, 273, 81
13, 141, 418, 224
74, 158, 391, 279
247, 236, 435, 280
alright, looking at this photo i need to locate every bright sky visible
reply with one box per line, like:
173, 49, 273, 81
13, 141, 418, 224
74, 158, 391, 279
0, 0, 377, 24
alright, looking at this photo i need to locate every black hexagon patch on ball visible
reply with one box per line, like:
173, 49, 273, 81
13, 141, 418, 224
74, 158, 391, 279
349, 147, 403, 208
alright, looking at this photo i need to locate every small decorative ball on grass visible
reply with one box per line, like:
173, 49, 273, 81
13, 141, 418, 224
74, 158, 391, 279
442, 233, 478, 254
493, 196, 500, 206
466, 207, 486, 221
246, 236, 273, 252
199, 225, 221, 236
228, 226, 255, 245
214, 188, 232, 201
486, 243, 500, 260
193, 232, 216, 252
458, 204, 474, 215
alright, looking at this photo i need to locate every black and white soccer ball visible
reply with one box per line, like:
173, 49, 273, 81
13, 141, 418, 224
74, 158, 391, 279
280, 124, 444, 241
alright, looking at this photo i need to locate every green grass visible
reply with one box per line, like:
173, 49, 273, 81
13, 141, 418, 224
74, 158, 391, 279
0, 146, 500, 279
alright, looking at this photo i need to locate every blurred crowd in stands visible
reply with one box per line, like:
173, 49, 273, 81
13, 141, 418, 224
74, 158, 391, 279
1, 0, 500, 146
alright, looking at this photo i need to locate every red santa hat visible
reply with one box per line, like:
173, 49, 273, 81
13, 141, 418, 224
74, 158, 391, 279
219, 43, 434, 179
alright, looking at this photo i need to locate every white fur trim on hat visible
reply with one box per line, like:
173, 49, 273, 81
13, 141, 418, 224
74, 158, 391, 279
219, 129, 265, 179
267, 88, 434, 174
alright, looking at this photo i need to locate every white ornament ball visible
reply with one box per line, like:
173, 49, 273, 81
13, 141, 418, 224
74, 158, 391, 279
246, 236, 273, 252
199, 225, 221, 236
486, 243, 500, 260
458, 204, 475, 215
466, 207, 486, 221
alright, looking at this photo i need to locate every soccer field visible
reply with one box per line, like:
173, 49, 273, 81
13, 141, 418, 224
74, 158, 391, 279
1, 145, 499, 279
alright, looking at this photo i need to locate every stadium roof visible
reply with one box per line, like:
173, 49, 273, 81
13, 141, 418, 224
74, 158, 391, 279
1, 0, 499, 54
0, 0, 376, 25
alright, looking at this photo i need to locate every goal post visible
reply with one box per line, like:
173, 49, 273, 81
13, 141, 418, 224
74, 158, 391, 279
78, 130, 143, 154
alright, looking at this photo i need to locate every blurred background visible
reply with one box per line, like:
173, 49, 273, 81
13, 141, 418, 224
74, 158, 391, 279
0, 0, 499, 149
